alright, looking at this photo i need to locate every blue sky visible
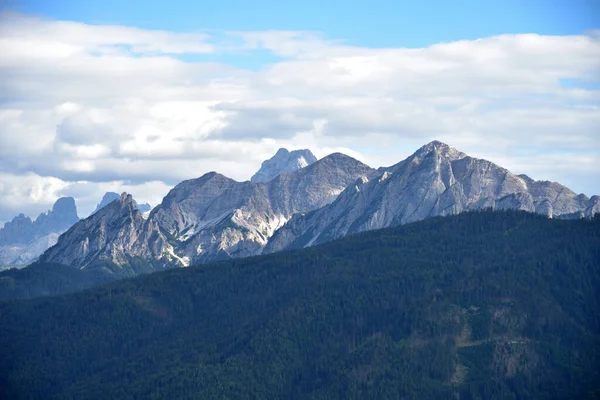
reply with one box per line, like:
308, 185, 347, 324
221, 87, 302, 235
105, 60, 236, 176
11, 0, 600, 48
9, 0, 599, 73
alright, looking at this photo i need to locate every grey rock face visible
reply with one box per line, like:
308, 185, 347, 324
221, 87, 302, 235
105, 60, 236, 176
251, 148, 317, 183
152, 153, 373, 264
0, 214, 34, 246
92, 192, 152, 215
41, 193, 175, 276
39, 153, 371, 271
0, 197, 79, 265
265, 141, 599, 253
34, 140, 598, 275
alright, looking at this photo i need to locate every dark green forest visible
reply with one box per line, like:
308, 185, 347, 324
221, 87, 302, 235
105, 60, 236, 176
0, 262, 113, 300
1, 210, 599, 399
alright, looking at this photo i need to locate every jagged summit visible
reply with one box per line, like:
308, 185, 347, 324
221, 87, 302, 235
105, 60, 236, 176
517, 174, 533, 182
92, 192, 152, 216
0, 197, 79, 265
89, 192, 145, 218
91, 192, 120, 215
251, 148, 317, 183
33, 197, 78, 237
0, 197, 78, 246
149, 153, 373, 265
412, 140, 467, 160
41, 191, 174, 273
50, 197, 77, 217
38, 150, 371, 272
120, 192, 134, 205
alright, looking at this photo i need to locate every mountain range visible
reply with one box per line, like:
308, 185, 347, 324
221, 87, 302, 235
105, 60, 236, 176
42, 152, 372, 271
0, 193, 152, 267
1, 146, 315, 268
2, 144, 598, 399
5, 141, 599, 282
266, 141, 600, 252
0, 197, 79, 266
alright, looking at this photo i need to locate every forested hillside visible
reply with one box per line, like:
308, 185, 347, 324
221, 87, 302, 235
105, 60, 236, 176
1, 210, 599, 399
0, 262, 117, 300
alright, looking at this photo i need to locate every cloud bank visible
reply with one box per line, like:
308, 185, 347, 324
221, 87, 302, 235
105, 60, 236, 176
0, 11, 598, 221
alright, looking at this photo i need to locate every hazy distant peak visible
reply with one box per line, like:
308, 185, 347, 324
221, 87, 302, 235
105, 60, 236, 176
51, 197, 77, 215
91, 192, 120, 215
251, 148, 318, 183
0, 196, 79, 264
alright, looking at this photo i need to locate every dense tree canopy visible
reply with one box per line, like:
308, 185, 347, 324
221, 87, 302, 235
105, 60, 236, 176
1, 210, 599, 399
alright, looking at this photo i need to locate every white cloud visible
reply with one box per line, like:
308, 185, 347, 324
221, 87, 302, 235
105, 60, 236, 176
0, 11, 214, 56
0, 12, 599, 222
0, 172, 70, 223
0, 171, 174, 223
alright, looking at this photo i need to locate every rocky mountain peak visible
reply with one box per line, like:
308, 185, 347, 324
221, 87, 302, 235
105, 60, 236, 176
517, 174, 533, 183
265, 142, 599, 254
33, 197, 79, 234
0, 214, 33, 245
251, 148, 318, 183
0, 197, 79, 264
51, 197, 78, 218
120, 192, 134, 207
318, 152, 357, 165
92, 192, 152, 216
40, 191, 174, 273
413, 140, 466, 160
11, 214, 29, 223
92, 192, 120, 215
